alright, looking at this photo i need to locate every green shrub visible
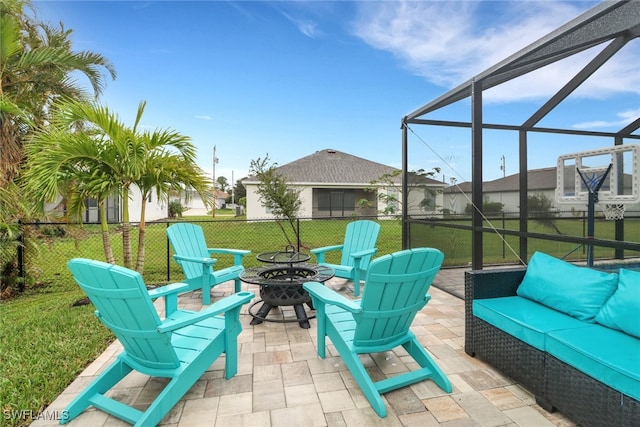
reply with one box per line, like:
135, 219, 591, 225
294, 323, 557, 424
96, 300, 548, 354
168, 200, 184, 218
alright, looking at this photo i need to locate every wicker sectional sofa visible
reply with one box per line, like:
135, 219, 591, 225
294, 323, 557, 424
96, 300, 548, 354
464, 252, 640, 427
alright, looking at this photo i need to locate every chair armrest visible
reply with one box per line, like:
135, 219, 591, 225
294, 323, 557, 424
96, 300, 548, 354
303, 282, 362, 314
173, 254, 217, 266
147, 282, 191, 299
148, 282, 193, 316
310, 245, 344, 263
158, 291, 255, 333
310, 245, 343, 254
350, 247, 377, 260
207, 248, 251, 266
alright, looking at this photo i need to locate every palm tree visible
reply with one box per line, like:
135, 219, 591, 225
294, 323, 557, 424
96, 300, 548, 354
26, 99, 212, 271
1, 0, 116, 186
44, 99, 141, 268
135, 149, 211, 273
1, 0, 115, 291
24, 110, 124, 263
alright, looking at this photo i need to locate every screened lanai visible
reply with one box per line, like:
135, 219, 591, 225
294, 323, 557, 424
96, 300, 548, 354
401, 0, 640, 269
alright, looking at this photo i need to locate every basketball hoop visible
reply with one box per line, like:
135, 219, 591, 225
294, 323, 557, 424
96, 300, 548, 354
555, 144, 639, 267
601, 204, 626, 221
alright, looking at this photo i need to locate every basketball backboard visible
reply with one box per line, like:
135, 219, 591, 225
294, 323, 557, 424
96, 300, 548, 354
555, 144, 640, 205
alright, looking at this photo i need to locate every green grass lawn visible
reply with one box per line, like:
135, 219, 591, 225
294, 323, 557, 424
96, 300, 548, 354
0, 290, 113, 427
1, 215, 637, 426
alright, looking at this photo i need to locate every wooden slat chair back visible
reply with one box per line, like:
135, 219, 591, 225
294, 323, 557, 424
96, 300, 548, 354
167, 222, 250, 304
64, 258, 253, 426
70, 258, 180, 370
353, 247, 444, 347
304, 248, 452, 417
311, 220, 380, 296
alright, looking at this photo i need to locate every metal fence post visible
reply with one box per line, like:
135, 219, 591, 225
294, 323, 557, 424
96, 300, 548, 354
17, 220, 25, 292
166, 222, 171, 282
502, 212, 506, 259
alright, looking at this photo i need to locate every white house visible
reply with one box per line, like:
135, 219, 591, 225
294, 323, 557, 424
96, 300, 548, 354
443, 167, 640, 216
45, 185, 168, 224
243, 149, 446, 220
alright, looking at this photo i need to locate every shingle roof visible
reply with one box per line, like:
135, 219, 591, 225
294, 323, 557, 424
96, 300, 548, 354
445, 166, 635, 194
445, 167, 557, 193
276, 149, 398, 184
243, 149, 445, 186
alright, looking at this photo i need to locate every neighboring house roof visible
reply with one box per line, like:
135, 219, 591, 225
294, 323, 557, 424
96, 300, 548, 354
213, 189, 229, 199
445, 166, 634, 194
445, 167, 557, 194
244, 148, 443, 185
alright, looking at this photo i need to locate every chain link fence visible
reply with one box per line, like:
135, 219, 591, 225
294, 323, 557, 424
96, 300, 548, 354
13, 216, 403, 290
6, 211, 639, 296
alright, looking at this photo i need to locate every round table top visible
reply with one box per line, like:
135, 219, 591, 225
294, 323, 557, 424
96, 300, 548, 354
240, 263, 334, 286
256, 251, 310, 264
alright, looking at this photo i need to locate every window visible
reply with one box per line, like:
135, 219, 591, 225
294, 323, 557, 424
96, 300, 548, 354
317, 189, 356, 216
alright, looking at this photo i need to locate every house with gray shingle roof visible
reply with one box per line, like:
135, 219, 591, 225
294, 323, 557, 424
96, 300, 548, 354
443, 167, 640, 215
444, 167, 559, 215
243, 149, 446, 220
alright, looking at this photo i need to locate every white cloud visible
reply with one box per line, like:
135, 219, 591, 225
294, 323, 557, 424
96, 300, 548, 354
351, 0, 638, 102
195, 115, 212, 121
281, 11, 321, 39
573, 108, 640, 130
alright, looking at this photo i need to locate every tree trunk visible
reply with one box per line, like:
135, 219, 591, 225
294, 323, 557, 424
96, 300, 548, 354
99, 200, 114, 264
135, 199, 147, 273
0, 120, 23, 187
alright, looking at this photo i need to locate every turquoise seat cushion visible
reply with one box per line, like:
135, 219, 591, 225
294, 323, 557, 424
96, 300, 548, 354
473, 296, 587, 351
595, 269, 640, 339
516, 252, 618, 322
546, 324, 640, 401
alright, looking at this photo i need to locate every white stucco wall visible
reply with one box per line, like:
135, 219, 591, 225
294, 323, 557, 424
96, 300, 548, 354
244, 184, 313, 220
44, 185, 168, 223
127, 186, 168, 222
443, 189, 640, 216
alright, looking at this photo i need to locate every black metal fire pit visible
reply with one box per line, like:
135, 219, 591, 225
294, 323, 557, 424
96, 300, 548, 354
257, 266, 317, 306
240, 259, 334, 328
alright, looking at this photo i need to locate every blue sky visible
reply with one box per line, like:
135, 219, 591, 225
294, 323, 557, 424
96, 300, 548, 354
34, 0, 639, 186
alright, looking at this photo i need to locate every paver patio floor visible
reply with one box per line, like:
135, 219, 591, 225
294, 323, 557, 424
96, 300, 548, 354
33, 268, 578, 426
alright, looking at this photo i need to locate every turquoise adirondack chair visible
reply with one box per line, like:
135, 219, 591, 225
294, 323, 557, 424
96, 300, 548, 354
310, 220, 380, 296
64, 258, 254, 426
167, 223, 250, 305
303, 248, 452, 417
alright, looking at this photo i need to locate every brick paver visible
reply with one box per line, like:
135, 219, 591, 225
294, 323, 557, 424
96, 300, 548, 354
32, 270, 578, 426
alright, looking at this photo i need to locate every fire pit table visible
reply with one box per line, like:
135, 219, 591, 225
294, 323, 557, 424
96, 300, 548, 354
240, 251, 334, 329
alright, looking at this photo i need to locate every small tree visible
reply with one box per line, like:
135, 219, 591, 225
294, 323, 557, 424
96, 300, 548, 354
234, 179, 247, 202
249, 155, 302, 248
168, 200, 184, 218
216, 176, 229, 192
369, 168, 441, 215
527, 193, 562, 234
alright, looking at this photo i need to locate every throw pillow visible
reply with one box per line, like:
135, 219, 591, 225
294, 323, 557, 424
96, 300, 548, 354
595, 269, 640, 338
517, 252, 618, 322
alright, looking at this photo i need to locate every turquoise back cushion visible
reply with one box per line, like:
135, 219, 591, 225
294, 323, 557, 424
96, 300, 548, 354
595, 269, 640, 338
516, 252, 618, 322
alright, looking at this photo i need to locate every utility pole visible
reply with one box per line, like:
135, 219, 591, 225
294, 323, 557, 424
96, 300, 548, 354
231, 170, 235, 206
212, 145, 218, 218
500, 155, 506, 178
